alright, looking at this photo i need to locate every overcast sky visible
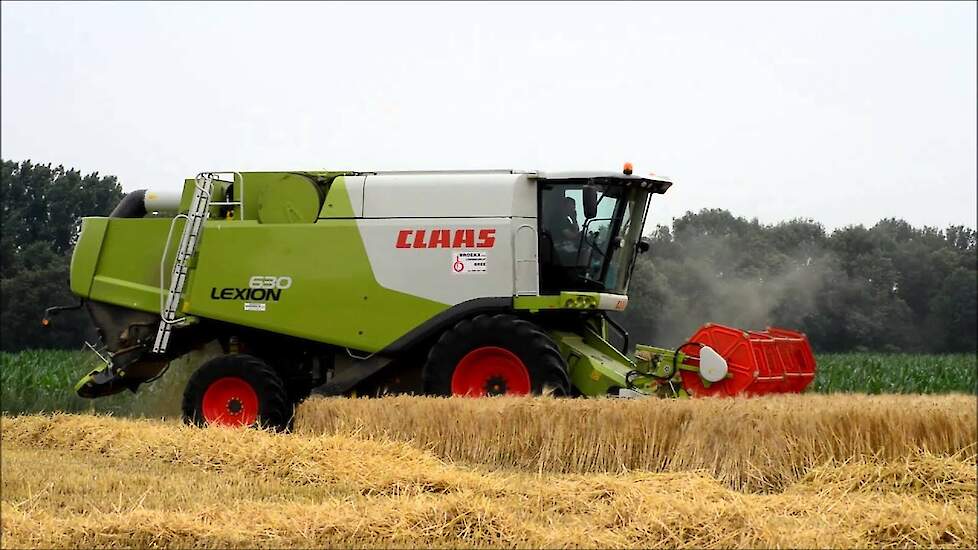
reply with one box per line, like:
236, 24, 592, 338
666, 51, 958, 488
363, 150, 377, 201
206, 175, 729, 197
2, 1, 975, 230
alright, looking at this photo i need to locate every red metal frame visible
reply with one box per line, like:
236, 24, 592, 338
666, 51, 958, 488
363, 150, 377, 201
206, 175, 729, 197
679, 323, 817, 397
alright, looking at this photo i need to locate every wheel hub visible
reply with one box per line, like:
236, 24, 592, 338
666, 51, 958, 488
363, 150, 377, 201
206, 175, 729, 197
226, 398, 243, 414
484, 375, 508, 396
201, 376, 259, 426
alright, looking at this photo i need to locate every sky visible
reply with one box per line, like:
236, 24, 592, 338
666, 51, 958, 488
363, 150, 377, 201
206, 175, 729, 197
2, 1, 975, 230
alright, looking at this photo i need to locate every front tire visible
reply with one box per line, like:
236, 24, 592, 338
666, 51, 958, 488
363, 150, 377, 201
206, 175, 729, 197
422, 314, 570, 397
182, 354, 292, 430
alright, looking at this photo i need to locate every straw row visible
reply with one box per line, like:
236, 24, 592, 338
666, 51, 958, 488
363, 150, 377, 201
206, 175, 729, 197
295, 393, 977, 491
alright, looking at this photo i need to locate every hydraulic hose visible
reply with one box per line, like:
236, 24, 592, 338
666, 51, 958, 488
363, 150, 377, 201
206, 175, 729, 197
670, 341, 705, 380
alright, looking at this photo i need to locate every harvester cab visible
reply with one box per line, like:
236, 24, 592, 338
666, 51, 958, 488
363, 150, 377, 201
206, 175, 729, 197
50, 165, 816, 429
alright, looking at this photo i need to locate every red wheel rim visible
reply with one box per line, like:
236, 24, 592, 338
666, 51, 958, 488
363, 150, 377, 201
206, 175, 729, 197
450, 346, 531, 396
201, 376, 259, 426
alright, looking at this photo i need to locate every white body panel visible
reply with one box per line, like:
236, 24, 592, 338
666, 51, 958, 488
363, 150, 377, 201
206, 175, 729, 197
513, 221, 539, 296
350, 170, 656, 309
597, 293, 629, 312
363, 173, 537, 218
358, 173, 539, 305
358, 217, 519, 305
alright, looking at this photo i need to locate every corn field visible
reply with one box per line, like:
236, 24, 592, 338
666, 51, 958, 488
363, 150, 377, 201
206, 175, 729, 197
812, 353, 977, 394
1, 350, 975, 416
0, 348, 207, 417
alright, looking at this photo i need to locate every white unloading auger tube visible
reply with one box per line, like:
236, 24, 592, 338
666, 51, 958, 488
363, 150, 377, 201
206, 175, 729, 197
143, 189, 182, 214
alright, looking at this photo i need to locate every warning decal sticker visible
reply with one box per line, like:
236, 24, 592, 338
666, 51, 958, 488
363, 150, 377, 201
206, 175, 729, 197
452, 251, 487, 274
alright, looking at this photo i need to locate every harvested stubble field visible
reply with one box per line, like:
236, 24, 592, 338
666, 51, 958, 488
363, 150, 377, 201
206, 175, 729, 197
2, 394, 976, 549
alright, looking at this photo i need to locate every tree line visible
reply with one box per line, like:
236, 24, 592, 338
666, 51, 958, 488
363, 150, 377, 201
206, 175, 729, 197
1, 158, 975, 353
617, 208, 976, 353
1, 160, 123, 351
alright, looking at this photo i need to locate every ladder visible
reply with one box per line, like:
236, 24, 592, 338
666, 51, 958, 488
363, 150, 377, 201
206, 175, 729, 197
152, 173, 215, 354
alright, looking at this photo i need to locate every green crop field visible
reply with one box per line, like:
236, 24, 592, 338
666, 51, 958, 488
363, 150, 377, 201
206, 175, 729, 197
0, 349, 197, 417
813, 353, 977, 394
1, 349, 975, 416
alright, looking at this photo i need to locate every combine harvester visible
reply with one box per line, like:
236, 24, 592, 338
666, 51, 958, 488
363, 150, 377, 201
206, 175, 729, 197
46, 165, 816, 428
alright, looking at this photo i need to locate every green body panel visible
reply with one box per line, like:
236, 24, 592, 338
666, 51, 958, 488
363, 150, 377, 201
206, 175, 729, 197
71, 173, 447, 353
551, 328, 646, 395
69, 218, 109, 297
76, 218, 179, 312
319, 176, 356, 218
185, 219, 446, 350
256, 177, 321, 223
179, 172, 339, 222
550, 328, 703, 397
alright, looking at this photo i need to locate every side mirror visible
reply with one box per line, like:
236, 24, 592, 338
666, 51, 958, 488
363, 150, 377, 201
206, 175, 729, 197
583, 185, 598, 219
637, 238, 651, 254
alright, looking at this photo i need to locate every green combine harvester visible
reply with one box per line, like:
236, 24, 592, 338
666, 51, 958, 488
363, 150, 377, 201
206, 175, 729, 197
46, 164, 816, 428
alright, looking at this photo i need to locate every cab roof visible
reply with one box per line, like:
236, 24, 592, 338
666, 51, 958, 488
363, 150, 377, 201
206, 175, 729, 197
534, 171, 673, 194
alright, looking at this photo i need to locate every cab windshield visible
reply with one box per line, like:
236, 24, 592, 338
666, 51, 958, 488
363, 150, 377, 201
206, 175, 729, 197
538, 181, 651, 294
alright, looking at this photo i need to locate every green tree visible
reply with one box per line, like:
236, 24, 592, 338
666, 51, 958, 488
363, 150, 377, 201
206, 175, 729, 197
0, 159, 124, 351
623, 209, 976, 353
927, 267, 978, 352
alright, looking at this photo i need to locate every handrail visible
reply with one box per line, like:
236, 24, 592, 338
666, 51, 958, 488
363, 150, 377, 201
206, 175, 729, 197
153, 173, 212, 352
159, 213, 189, 324
202, 171, 245, 220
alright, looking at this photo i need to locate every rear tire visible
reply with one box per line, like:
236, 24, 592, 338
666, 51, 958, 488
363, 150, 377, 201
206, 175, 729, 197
422, 314, 570, 397
182, 354, 292, 430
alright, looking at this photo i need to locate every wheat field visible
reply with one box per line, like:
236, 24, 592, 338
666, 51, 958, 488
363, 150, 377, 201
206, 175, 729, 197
2, 394, 976, 548
297, 394, 977, 491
